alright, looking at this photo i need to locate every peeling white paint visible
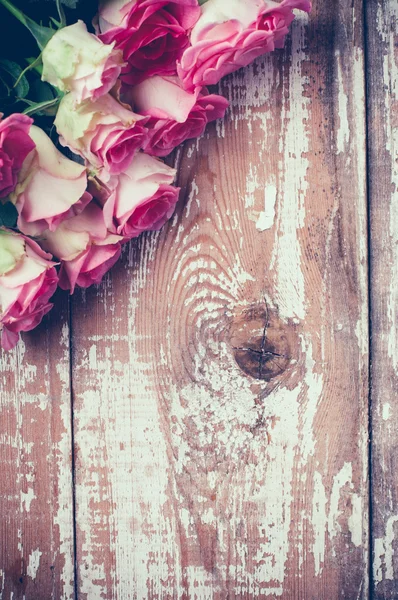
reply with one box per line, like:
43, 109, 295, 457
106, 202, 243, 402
336, 49, 350, 154
348, 494, 363, 548
20, 488, 35, 512
372, 3, 398, 593
374, 516, 398, 583
256, 184, 277, 231
312, 471, 327, 575
27, 548, 42, 580
382, 403, 392, 421
328, 462, 353, 543
0, 319, 74, 598
185, 178, 200, 218
270, 17, 309, 321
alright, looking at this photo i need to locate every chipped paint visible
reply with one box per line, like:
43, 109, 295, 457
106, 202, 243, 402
27, 549, 42, 580
382, 403, 392, 421
312, 471, 327, 575
270, 17, 309, 322
328, 462, 353, 542
348, 495, 363, 548
374, 516, 398, 583
256, 184, 277, 232
0, 318, 74, 598
336, 50, 350, 154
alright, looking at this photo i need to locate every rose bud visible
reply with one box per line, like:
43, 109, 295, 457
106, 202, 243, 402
55, 92, 148, 176
96, 152, 180, 238
177, 0, 311, 91
9, 126, 89, 237
96, 0, 201, 86
42, 20, 124, 104
0, 229, 58, 351
41, 201, 123, 293
126, 75, 228, 156
0, 113, 35, 199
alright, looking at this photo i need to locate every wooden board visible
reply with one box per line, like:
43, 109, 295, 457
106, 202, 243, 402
366, 1, 398, 598
70, 1, 370, 597
0, 292, 75, 600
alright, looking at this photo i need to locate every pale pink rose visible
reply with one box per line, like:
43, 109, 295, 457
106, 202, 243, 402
41, 201, 123, 293
97, 0, 201, 86
0, 230, 58, 351
55, 92, 148, 175
94, 152, 179, 238
126, 75, 229, 156
42, 21, 124, 104
10, 126, 88, 237
0, 113, 35, 198
177, 0, 311, 91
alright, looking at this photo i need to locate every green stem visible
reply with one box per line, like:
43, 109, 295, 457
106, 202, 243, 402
0, 0, 56, 50
13, 55, 42, 89
55, 0, 66, 27
0, 0, 24, 26
22, 96, 61, 116
25, 56, 43, 75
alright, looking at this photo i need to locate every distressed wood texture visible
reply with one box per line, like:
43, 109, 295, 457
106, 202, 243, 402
70, 2, 369, 598
0, 293, 74, 600
366, 1, 398, 598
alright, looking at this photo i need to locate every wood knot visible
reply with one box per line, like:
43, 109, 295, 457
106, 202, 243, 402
229, 303, 294, 381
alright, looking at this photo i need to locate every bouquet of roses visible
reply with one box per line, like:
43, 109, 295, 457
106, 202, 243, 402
0, 0, 310, 351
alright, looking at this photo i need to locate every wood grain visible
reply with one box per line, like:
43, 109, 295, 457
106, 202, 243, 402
366, 1, 398, 597
0, 292, 75, 600
70, 1, 370, 598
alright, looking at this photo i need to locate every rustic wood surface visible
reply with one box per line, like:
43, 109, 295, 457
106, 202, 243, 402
0, 0, 397, 597
0, 292, 74, 599
367, 1, 398, 598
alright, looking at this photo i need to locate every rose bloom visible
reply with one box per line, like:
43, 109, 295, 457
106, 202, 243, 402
177, 0, 311, 91
55, 92, 148, 176
0, 230, 58, 351
42, 20, 124, 104
94, 152, 179, 238
0, 113, 35, 198
126, 75, 229, 156
10, 126, 89, 237
97, 0, 201, 85
41, 201, 123, 293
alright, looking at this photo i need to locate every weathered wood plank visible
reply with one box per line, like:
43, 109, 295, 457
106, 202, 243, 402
366, 1, 398, 597
0, 293, 75, 600
71, 1, 369, 597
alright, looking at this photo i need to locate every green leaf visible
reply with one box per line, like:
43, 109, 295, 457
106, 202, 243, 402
0, 202, 18, 229
0, 59, 29, 98
32, 79, 57, 103
0, 0, 56, 50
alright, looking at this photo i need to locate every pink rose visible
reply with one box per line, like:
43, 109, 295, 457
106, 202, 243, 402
0, 113, 35, 198
94, 152, 179, 238
41, 201, 123, 293
10, 126, 88, 237
177, 0, 311, 91
42, 21, 124, 104
126, 75, 229, 156
0, 230, 58, 351
97, 0, 201, 86
55, 92, 148, 176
